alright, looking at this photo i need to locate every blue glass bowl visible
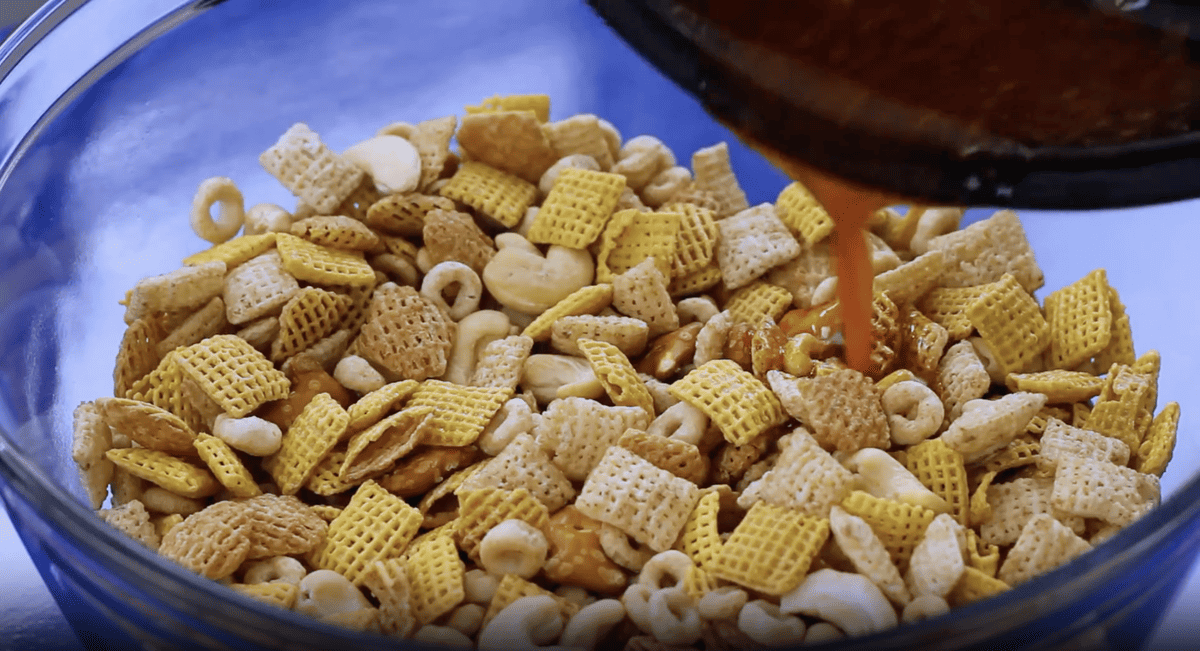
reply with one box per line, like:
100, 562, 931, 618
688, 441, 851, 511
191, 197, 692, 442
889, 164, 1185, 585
1, 2, 1199, 650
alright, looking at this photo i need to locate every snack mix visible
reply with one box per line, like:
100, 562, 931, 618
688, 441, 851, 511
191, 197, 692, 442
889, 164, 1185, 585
74, 93, 1179, 649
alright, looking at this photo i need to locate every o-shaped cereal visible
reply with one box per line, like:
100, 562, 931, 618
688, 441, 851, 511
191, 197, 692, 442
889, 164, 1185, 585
881, 380, 944, 446
477, 397, 535, 456
190, 176, 245, 244
599, 523, 656, 572
648, 586, 703, 646
647, 400, 709, 446
420, 261, 483, 321
637, 550, 694, 591
243, 556, 306, 587
478, 519, 548, 580
697, 586, 748, 621
479, 595, 564, 649
561, 599, 626, 651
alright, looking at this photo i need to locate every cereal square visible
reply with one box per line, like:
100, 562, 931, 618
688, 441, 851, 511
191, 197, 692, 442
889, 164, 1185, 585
711, 502, 829, 595
262, 392, 349, 495
965, 273, 1049, 376
669, 359, 785, 445
528, 167, 627, 248
716, 203, 802, 290
533, 397, 652, 482
172, 335, 290, 418
1044, 269, 1113, 370
738, 429, 855, 517
439, 161, 538, 228
308, 480, 423, 586
406, 380, 512, 447
775, 181, 834, 246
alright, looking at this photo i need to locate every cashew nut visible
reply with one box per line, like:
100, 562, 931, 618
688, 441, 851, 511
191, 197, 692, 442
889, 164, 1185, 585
697, 586, 748, 621
191, 176, 244, 244
637, 550, 693, 591
648, 586, 703, 646
244, 203, 293, 235
694, 310, 733, 366
213, 413, 282, 457
642, 166, 692, 207
676, 296, 719, 326
464, 568, 500, 605
296, 569, 372, 620
783, 333, 824, 377
369, 253, 419, 287
560, 599, 625, 651
413, 625, 474, 648
243, 556, 306, 586
483, 233, 594, 315
443, 310, 511, 386
445, 603, 487, 638
901, 594, 950, 623
139, 486, 205, 516
843, 448, 950, 514
600, 523, 656, 572
478, 595, 565, 650
811, 276, 839, 306
376, 121, 416, 139
479, 519, 549, 579
910, 208, 964, 255
780, 569, 898, 637
738, 600, 807, 648
421, 261, 483, 321
647, 400, 709, 446
478, 398, 535, 456
521, 354, 604, 404
540, 154, 601, 196
333, 354, 386, 394
881, 380, 944, 446
342, 134, 421, 194
804, 622, 845, 644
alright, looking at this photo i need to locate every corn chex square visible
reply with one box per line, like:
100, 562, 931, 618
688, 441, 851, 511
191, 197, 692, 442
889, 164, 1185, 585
438, 161, 538, 228
402, 525, 465, 626
528, 167, 626, 248
123, 352, 207, 434
917, 282, 990, 341
406, 380, 511, 447
725, 281, 794, 325
711, 502, 829, 595
308, 480, 422, 586
596, 209, 679, 282
105, 447, 219, 499
578, 338, 655, 417
366, 193, 455, 237
270, 287, 353, 362
839, 491, 936, 570
1044, 269, 1113, 370
465, 94, 551, 122
1137, 401, 1179, 476
114, 316, 168, 398
738, 429, 855, 517
193, 433, 260, 498
458, 432, 576, 512
1005, 370, 1104, 404
671, 204, 719, 277
346, 379, 421, 432
677, 490, 725, 571
290, 215, 379, 252
533, 397, 651, 482
1094, 286, 1137, 370
263, 392, 349, 495
481, 573, 580, 630
965, 273, 1048, 376
669, 264, 723, 298
716, 203, 802, 290
774, 181, 834, 246
183, 233, 277, 268
305, 446, 356, 496
905, 439, 969, 527
575, 446, 700, 552
172, 335, 289, 418
670, 359, 785, 446
275, 232, 375, 287
453, 487, 549, 560
829, 506, 912, 606
949, 567, 1010, 607
522, 284, 614, 342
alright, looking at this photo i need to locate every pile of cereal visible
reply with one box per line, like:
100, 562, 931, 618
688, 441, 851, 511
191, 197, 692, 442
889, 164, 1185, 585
72, 94, 1179, 648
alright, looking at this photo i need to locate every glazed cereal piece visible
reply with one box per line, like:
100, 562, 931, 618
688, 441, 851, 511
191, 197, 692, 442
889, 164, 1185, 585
366, 193, 455, 237
905, 439, 969, 526
405, 530, 467, 626
124, 261, 226, 325
670, 360, 784, 446
738, 429, 854, 517
715, 204, 802, 291
98, 499, 160, 551
543, 113, 616, 170
1136, 401, 1179, 476
551, 315, 648, 358
1005, 369, 1104, 403
997, 514, 1092, 587
528, 168, 627, 248
535, 397, 652, 481
439, 161, 539, 229
290, 215, 379, 252
981, 477, 1084, 547
308, 480, 422, 586
575, 446, 701, 552
422, 208, 497, 275
193, 434, 261, 498
524, 284, 616, 343
270, 287, 353, 363
262, 393, 349, 495
691, 142, 748, 218
617, 429, 709, 485
791, 368, 890, 453
1051, 456, 1160, 527
938, 340, 992, 427
611, 258, 679, 338
459, 432, 576, 512
839, 491, 937, 571
351, 283, 454, 381
1044, 269, 1113, 370
1036, 418, 1130, 473
711, 502, 828, 596
95, 397, 197, 457
965, 273, 1049, 376
223, 251, 300, 325
724, 281, 794, 326
943, 392, 1047, 463
457, 110, 559, 183
925, 210, 1043, 293
338, 405, 433, 484
454, 487, 550, 560
471, 335, 535, 391
259, 123, 364, 215
670, 204, 720, 278
596, 209, 679, 282
105, 448, 219, 499
774, 181, 834, 246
